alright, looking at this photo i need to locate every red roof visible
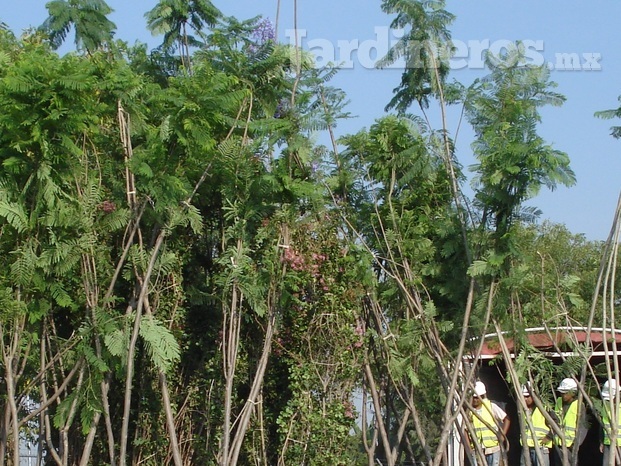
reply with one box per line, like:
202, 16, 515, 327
477, 327, 621, 358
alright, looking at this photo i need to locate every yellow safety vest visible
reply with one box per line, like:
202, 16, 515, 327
602, 404, 621, 447
523, 407, 552, 448
554, 397, 579, 448
472, 399, 500, 448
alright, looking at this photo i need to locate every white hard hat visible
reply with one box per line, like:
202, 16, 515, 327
557, 378, 578, 393
603, 379, 618, 400
521, 384, 532, 396
475, 381, 487, 396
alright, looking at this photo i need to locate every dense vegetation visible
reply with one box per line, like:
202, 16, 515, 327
0, 1, 619, 465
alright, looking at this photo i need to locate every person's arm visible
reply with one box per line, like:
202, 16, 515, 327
492, 403, 510, 435
501, 415, 510, 436
541, 421, 553, 446
492, 403, 511, 452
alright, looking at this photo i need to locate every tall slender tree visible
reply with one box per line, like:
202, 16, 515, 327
465, 47, 576, 263
377, 0, 455, 113
40, 0, 116, 53
145, 0, 221, 71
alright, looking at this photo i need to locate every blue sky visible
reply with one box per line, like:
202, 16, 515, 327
4, 1, 621, 241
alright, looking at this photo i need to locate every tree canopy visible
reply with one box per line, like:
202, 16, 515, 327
0, 3, 619, 466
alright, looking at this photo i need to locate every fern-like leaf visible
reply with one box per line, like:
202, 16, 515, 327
139, 315, 180, 373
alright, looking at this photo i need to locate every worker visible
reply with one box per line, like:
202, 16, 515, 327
520, 383, 552, 466
542, 377, 584, 465
600, 379, 621, 466
469, 380, 511, 466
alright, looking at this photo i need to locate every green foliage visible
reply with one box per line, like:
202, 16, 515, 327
509, 223, 600, 325
0, 200, 29, 232
146, 0, 220, 49
40, 0, 116, 53
139, 315, 181, 373
378, 0, 455, 111
268, 214, 369, 465
465, 48, 576, 259
275, 364, 359, 466
0, 286, 27, 321
104, 328, 128, 365
511, 345, 558, 404
0, 5, 612, 466
595, 94, 621, 139
340, 114, 467, 323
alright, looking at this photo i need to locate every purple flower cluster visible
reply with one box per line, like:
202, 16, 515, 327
274, 99, 288, 118
247, 18, 276, 56
251, 18, 276, 45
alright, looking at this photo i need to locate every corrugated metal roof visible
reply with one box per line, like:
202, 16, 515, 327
474, 327, 621, 359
